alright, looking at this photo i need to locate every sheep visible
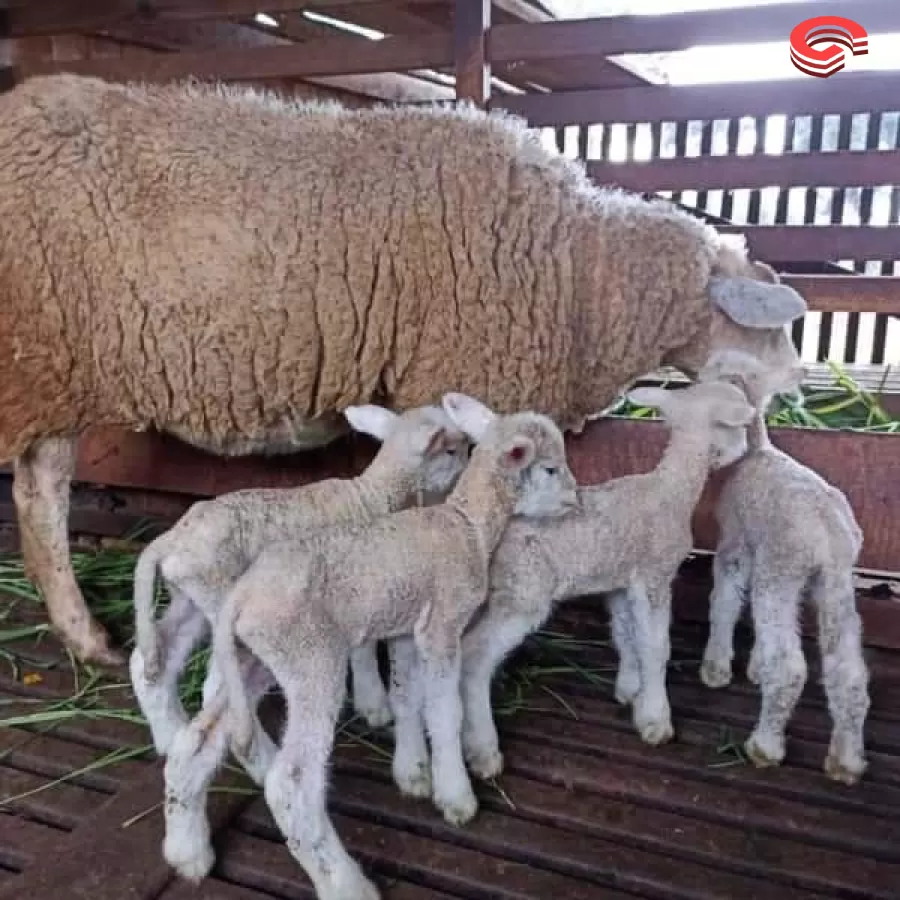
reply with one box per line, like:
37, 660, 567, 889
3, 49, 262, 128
0, 72, 807, 665
374, 376, 755, 787
696, 350, 870, 785
162, 393, 578, 900
129, 402, 470, 757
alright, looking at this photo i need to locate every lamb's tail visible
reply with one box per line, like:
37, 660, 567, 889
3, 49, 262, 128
212, 584, 255, 755
132, 537, 169, 681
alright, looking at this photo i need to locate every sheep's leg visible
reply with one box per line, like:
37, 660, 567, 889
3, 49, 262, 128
461, 602, 548, 779
129, 587, 210, 756
13, 437, 123, 665
701, 544, 750, 689
744, 582, 806, 769
349, 641, 393, 728
265, 656, 379, 900
607, 588, 641, 705
387, 636, 431, 799
162, 655, 274, 880
629, 579, 675, 746
812, 570, 869, 785
416, 631, 478, 827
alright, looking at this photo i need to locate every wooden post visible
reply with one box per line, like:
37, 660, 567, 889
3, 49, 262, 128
454, 0, 490, 107
0, 1, 12, 94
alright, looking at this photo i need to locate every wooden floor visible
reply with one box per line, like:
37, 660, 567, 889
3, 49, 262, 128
1, 569, 899, 900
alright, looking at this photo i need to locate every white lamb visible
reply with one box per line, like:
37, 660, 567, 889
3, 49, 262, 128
377, 377, 756, 791
175, 393, 578, 900
697, 349, 870, 785
129, 402, 470, 756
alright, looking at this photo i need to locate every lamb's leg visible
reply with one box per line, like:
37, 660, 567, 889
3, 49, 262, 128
129, 587, 210, 756
607, 588, 641, 705
13, 437, 123, 665
701, 544, 750, 689
162, 655, 274, 880
416, 631, 478, 827
629, 578, 675, 746
745, 582, 807, 768
265, 655, 379, 900
387, 636, 431, 799
461, 601, 548, 779
349, 641, 393, 728
812, 570, 869, 785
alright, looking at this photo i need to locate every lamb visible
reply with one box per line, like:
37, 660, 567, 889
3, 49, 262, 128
376, 376, 756, 787
1, 72, 808, 665
129, 402, 470, 757
697, 350, 870, 785
163, 393, 578, 900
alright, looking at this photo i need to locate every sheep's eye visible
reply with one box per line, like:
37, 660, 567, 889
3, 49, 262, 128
445, 446, 456, 455
545, 466, 557, 476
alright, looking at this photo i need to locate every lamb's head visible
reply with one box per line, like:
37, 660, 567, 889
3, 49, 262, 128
343, 403, 470, 498
698, 348, 806, 414
669, 235, 806, 379
441, 392, 579, 518
627, 380, 755, 470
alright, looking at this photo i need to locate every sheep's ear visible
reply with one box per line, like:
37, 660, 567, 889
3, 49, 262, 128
441, 392, 496, 442
626, 386, 671, 412
422, 426, 450, 457
709, 276, 807, 329
500, 435, 535, 470
343, 404, 398, 441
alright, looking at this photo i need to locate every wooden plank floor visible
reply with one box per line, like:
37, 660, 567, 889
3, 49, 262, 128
0, 572, 899, 900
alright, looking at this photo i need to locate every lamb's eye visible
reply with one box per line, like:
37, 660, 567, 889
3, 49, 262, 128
545, 466, 557, 476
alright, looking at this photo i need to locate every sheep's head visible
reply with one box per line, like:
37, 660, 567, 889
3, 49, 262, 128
669, 235, 806, 379
627, 380, 755, 470
344, 402, 470, 498
441, 392, 579, 518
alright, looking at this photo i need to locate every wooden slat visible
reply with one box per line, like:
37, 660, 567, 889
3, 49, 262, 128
782, 275, 900, 316
496, 73, 900, 127
454, 0, 491, 105
489, 0, 900, 63
6, 0, 440, 36
15, 29, 453, 81
716, 225, 900, 263
587, 150, 900, 194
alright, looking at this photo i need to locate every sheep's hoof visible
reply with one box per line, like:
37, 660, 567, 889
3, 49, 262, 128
636, 719, 675, 746
356, 699, 394, 730
824, 751, 866, 786
64, 625, 126, 668
466, 746, 504, 781
164, 839, 215, 883
744, 733, 784, 768
436, 788, 479, 827
700, 658, 732, 690
394, 762, 432, 800
614, 671, 641, 705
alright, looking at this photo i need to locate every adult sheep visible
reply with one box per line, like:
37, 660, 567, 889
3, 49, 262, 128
0, 73, 806, 665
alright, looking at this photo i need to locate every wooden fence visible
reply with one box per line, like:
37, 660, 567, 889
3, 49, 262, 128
2, 0, 899, 576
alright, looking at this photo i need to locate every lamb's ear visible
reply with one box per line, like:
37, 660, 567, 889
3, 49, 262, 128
422, 426, 450, 456
441, 392, 496, 442
709, 276, 807, 329
343, 404, 398, 442
626, 386, 672, 413
500, 435, 536, 470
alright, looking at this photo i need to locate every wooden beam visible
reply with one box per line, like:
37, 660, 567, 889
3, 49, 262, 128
781, 276, 900, 316
16, 30, 454, 81
588, 150, 900, 195
716, 226, 900, 265
0, 0, 11, 93
489, 0, 900, 64
7, 0, 438, 36
495, 72, 900, 127
454, 0, 490, 105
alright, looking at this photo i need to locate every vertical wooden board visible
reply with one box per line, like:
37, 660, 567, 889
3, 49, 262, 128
454, 0, 490, 105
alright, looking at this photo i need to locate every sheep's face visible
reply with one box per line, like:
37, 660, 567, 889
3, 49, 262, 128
416, 412, 472, 497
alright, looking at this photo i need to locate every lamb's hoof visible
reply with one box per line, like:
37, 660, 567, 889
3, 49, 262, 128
824, 752, 866, 786
436, 788, 479, 827
62, 621, 126, 668
356, 699, 394, 729
700, 659, 732, 689
614, 672, 641, 706
164, 839, 215, 883
466, 746, 504, 781
744, 734, 784, 769
394, 762, 432, 800
637, 719, 675, 746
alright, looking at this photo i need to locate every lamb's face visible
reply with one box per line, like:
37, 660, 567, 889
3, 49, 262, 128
415, 409, 472, 496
